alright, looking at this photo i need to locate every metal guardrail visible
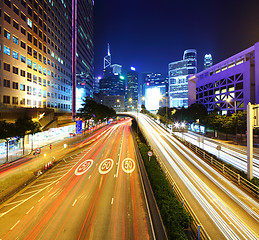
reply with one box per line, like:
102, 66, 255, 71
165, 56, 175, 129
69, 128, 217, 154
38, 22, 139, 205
139, 128, 211, 240
172, 133, 259, 198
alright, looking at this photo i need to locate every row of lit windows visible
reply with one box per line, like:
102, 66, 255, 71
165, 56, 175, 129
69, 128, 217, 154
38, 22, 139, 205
3, 26, 68, 71
0, 42, 71, 85
2, 95, 71, 109
3, 0, 71, 48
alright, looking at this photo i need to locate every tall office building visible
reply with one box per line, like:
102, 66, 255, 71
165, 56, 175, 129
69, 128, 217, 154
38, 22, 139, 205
127, 67, 138, 110
104, 43, 111, 70
204, 54, 213, 69
75, 0, 94, 111
142, 73, 168, 111
99, 74, 125, 96
110, 64, 122, 75
168, 49, 197, 108
0, 0, 72, 113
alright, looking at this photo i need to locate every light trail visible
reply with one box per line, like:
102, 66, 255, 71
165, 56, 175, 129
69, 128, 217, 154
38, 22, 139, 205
135, 113, 259, 239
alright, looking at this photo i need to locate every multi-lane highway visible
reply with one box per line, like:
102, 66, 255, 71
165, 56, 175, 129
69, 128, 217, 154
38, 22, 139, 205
173, 130, 259, 177
135, 113, 259, 240
0, 119, 155, 239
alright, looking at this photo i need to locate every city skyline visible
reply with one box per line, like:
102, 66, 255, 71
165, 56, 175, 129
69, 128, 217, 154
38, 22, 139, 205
94, 0, 259, 76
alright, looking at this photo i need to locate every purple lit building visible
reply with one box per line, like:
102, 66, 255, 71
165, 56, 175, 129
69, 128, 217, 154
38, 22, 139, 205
188, 42, 259, 114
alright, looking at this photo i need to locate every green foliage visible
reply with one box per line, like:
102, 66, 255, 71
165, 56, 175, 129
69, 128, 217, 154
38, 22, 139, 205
0, 121, 16, 140
205, 110, 247, 134
15, 117, 42, 138
77, 97, 116, 122
132, 119, 191, 239
158, 103, 208, 124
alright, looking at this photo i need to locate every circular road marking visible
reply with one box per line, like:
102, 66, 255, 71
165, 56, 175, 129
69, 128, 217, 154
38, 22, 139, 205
75, 159, 93, 176
122, 158, 135, 174
99, 158, 114, 174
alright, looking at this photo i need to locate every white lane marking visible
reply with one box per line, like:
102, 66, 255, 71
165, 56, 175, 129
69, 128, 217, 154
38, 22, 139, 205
72, 199, 78, 206
10, 220, 20, 230
4, 200, 24, 206
26, 206, 34, 215
48, 187, 53, 192
115, 127, 125, 177
88, 175, 91, 179
29, 182, 54, 188
55, 181, 59, 185
38, 196, 44, 202
20, 189, 40, 196
0, 128, 111, 219
111, 198, 114, 205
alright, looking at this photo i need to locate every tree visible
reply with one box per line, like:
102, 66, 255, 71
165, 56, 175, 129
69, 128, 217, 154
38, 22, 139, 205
0, 121, 16, 162
15, 118, 42, 154
77, 97, 116, 126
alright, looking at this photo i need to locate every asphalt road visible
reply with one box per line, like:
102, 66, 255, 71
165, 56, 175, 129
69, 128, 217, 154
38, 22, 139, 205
0, 119, 155, 240
136, 113, 259, 240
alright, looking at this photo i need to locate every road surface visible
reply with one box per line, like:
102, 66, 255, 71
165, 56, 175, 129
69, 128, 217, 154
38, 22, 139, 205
0, 119, 154, 240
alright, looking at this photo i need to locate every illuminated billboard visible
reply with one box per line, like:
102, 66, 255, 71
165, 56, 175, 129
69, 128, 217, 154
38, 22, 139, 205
145, 87, 161, 111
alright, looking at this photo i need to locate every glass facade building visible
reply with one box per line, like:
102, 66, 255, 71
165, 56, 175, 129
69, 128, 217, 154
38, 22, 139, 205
168, 49, 197, 108
204, 54, 213, 69
127, 68, 138, 110
0, 0, 73, 111
75, 0, 94, 111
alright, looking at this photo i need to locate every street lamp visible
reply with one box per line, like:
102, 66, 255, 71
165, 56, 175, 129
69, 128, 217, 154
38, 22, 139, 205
226, 97, 237, 140
226, 97, 236, 113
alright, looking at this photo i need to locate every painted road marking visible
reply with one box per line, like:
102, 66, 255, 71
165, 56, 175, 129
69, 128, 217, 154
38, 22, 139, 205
26, 206, 34, 215
10, 220, 20, 230
88, 175, 91, 179
111, 198, 114, 205
72, 199, 77, 206
75, 159, 93, 176
99, 159, 114, 174
38, 196, 44, 202
122, 158, 135, 174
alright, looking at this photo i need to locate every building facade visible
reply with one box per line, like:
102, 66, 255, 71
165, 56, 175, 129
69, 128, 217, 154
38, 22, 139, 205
0, 0, 73, 112
204, 54, 213, 69
141, 72, 168, 111
168, 49, 197, 108
75, 0, 94, 110
188, 42, 259, 114
127, 67, 138, 111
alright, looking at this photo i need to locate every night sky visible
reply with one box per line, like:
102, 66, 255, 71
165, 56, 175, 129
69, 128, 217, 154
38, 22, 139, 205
93, 0, 259, 77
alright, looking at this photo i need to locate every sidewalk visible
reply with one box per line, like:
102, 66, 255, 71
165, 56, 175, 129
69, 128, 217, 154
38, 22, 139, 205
0, 123, 105, 165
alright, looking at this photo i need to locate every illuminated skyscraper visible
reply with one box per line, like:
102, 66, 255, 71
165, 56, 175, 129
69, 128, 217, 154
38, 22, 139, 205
127, 67, 138, 110
75, 0, 94, 112
104, 43, 111, 69
0, 0, 72, 112
204, 54, 213, 69
168, 49, 197, 108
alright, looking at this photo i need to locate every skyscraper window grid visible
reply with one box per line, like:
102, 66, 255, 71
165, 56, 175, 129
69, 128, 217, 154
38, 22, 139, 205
0, 0, 73, 111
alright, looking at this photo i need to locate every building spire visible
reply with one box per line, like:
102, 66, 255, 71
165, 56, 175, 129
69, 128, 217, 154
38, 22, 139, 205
104, 43, 111, 69
107, 43, 111, 56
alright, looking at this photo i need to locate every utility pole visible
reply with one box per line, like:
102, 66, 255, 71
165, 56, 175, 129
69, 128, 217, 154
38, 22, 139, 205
72, 0, 77, 121
247, 103, 259, 180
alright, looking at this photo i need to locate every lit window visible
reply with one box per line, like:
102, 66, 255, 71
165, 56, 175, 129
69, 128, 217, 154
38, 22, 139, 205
4, 30, 11, 39
13, 50, 19, 59
27, 59, 32, 68
27, 18, 32, 28
43, 67, 46, 75
13, 36, 19, 45
4, 46, 11, 55
51, 51, 54, 57
39, 65, 42, 73
33, 62, 37, 71
21, 55, 26, 63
